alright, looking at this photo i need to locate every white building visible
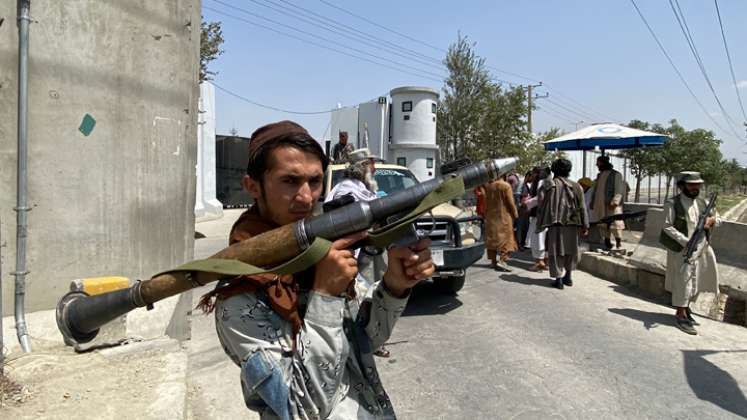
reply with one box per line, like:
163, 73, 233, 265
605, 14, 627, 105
330, 86, 440, 181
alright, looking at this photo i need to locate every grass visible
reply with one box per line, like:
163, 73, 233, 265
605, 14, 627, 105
716, 193, 747, 215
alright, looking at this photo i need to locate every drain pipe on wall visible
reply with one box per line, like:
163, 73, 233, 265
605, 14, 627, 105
14, 0, 32, 353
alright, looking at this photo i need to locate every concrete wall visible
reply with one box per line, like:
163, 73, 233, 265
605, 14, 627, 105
630, 208, 747, 301
0, 0, 200, 338
195, 82, 223, 221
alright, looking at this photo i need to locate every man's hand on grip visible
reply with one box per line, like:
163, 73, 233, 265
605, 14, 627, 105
313, 231, 367, 297
383, 238, 435, 298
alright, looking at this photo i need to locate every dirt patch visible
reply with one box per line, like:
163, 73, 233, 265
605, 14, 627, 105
0, 344, 179, 419
0, 373, 32, 407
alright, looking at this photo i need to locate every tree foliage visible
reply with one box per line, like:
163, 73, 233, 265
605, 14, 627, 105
622, 119, 728, 198
200, 19, 225, 82
437, 35, 556, 173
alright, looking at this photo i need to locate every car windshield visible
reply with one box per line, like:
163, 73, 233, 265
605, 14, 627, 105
329, 167, 419, 197
374, 168, 419, 196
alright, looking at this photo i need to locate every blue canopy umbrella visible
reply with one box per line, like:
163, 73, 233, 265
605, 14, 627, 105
543, 123, 669, 151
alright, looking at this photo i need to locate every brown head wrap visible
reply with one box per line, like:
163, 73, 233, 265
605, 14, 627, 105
247, 120, 310, 162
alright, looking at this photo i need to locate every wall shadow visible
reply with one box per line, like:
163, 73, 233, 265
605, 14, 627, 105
682, 349, 747, 418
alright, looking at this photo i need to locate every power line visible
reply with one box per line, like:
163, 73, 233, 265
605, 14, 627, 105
668, 0, 744, 140
208, 1, 446, 80
628, 0, 738, 142
546, 98, 601, 122
544, 88, 618, 123
538, 108, 577, 127
545, 97, 600, 122
537, 101, 583, 124
203, 5, 443, 83
300, 0, 615, 120
213, 83, 335, 114
714, 0, 747, 123
306, 0, 614, 120
267, 0, 444, 67
254, 0, 524, 88
317, 0, 446, 54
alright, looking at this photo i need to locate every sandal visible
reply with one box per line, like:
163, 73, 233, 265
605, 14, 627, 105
374, 347, 391, 358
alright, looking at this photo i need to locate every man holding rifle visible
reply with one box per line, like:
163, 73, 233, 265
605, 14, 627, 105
203, 121, 434, 419
660, 171, 720, 335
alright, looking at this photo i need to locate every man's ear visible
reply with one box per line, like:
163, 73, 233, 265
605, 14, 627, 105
243, 175, 262, 200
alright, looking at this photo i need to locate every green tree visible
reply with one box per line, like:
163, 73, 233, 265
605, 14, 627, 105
437, 35, 533, 165
200, 19, 225, 82
623, 120, 667, 201
437, 35, 491, 162
522, 128, 564, 174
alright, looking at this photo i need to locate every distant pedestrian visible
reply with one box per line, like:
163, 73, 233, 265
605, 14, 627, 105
590, 156, 625, 249
484, 175, 519, 272
537, 158, 589, 289
660, 171, 720, 335
526, 167, 552, 271
332, 130, 354, 163
516, 170, 533, 250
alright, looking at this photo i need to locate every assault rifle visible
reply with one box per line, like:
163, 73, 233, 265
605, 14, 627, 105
684, 192, 718, 264
56, 157, 518, 346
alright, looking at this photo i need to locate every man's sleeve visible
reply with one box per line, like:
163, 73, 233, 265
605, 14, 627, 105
504, 184, 519, 219
611, 172, 624, 206
360, 282, 409, 350
662, 200, 689, 247
215, 291, 351, 419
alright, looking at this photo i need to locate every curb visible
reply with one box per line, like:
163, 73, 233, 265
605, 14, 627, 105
724, 196, 747, 221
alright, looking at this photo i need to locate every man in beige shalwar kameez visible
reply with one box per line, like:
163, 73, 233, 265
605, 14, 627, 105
590, 156, 625, 250
660, 171, 720, 335
483, 176, 519, 272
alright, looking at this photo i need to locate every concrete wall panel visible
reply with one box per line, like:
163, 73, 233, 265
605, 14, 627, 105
0, 0, 200, 320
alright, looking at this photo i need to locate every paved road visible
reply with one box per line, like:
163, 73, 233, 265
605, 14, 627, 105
187, 211, 747, 420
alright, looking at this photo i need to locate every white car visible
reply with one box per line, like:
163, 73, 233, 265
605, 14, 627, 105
323, 162, 485, 293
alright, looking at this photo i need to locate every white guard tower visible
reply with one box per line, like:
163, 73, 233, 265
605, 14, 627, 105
389, 86, 439, 181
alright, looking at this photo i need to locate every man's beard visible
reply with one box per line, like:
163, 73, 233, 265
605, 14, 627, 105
683, 188, 700, 198
364, 170, 378, 193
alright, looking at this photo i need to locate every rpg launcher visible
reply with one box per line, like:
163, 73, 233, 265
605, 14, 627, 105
56, 157, 518, 346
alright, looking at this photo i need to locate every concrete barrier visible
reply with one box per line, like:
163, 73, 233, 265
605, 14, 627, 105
627, 207, 747, 325
620, 203, 663, 232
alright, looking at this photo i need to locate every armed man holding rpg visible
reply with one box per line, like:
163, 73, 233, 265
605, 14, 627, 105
54, 121, 518, 419
660, 171, 720, 336
206, 121, 434, 419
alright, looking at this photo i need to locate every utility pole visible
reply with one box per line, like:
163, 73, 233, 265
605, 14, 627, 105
526, 82, 545, 134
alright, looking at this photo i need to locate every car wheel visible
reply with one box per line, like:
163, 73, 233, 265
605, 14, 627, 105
434, 275, 465, 294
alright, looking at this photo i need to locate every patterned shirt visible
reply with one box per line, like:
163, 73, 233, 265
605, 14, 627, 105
215, 281, 408, 419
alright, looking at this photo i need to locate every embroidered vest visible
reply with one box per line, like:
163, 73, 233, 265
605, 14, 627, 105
659, 194, 707, 252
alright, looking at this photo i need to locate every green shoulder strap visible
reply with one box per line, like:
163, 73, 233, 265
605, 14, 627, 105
365, 176, 465, 248
161, 175, 465, 277
159, 237, 332, 277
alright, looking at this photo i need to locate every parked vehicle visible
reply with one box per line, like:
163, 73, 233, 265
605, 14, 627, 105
323, 162, 484, 293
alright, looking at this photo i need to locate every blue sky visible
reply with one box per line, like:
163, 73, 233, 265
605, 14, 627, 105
203, 0, 747, 165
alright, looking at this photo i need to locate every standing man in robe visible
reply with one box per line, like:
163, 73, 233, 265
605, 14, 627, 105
537, 159, 589, 289
484, 174, 519, 272
659, 172, 720, 335
590, 156, 625, 250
